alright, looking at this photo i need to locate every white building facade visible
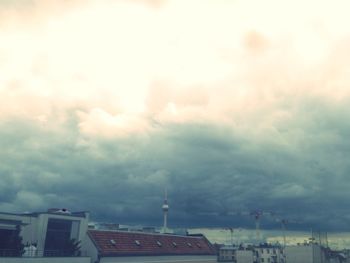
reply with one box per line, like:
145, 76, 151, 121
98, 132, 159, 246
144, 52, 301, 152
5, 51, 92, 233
236, 250, 254, 263
256, 246, 285, 263
218, 244, 285, 263
217, 246, 236, 262
0, 209, 89, 257
284, 244, 327, 263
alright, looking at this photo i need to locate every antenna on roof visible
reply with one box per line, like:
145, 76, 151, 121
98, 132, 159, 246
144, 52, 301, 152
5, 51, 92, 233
162, 188, 169, 233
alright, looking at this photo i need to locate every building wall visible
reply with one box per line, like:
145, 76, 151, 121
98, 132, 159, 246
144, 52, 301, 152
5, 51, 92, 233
236, 250, 254, 263
285, 245, 312, 263
329, 258, 341, 263
0, 257, 90, 263
256, 247, 285, 263
82, 235, 99, 263
36, 214, 49, 255
284, 245, 326, 263
20, 217, 39, 246
77, 213, 90, 244
99, 255, 217, 263
218, 246, 235, 262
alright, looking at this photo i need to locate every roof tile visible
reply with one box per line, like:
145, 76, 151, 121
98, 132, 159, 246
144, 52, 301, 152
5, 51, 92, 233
88, 230, 215, 257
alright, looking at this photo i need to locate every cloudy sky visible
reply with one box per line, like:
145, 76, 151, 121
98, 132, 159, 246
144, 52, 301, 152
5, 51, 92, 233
1, 0, 350, 231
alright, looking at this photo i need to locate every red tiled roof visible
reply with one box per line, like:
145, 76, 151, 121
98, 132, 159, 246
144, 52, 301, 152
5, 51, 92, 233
88, 230, 215, 257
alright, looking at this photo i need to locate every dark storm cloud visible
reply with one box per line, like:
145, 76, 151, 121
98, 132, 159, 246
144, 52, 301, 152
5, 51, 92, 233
0, 95, 350, 231
2, 0, 350, 235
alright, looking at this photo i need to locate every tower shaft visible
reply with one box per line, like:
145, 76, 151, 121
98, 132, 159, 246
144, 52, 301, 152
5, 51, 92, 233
162, 189, 169, 233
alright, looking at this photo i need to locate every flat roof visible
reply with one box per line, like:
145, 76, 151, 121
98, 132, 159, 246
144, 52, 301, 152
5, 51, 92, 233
0, 210, 89, 218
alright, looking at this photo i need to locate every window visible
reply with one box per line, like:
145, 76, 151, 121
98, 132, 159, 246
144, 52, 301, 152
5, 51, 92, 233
196, 243, 201, 248
110, 239, 116, 246
187, 242, 192, 247
0, 229, 19, 250
172, 242, 177, 247
135, 240, 141, 246
156, 241, 162, 247
44, 219, 73, 255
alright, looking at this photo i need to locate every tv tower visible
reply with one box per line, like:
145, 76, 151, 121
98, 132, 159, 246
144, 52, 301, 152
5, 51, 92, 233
162, 189, 169, 233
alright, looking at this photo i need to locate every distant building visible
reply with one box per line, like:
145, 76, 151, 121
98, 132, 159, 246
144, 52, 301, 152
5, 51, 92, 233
90, 223, 120, 231
256, 244, 285, 263
142, 227, 157, 233
314, 247, 347, 263
218, 242, 350, 263
236, 249, 254, 263
83, 229, 216, 263
0, 208, 89, 257
284, 244, 327, 263
218, 244, 285, 263
217, 245, 236, 262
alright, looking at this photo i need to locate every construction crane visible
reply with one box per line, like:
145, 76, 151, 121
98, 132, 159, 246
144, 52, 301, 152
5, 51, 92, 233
274, 217, 302, 247
276, 218, 288, 247
250, 210, 263, 240
249, 210, 274, 241
198, 209, 274, 242
226, 227, 234, 245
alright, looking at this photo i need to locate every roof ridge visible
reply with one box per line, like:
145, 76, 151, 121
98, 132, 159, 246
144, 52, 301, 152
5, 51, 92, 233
88, 229, 204, 239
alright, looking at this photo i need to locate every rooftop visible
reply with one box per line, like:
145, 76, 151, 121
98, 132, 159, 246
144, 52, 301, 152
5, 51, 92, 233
88, 229, 216, 257
0, 208, 89, 218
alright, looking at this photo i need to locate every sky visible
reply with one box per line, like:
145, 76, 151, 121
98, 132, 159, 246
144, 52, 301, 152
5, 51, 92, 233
1, 0, 350, 231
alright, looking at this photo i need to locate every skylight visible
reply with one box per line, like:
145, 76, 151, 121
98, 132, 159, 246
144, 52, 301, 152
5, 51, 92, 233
135, 240, 141, 246
157, 241, 162, 247
172, 242, 177, 247
187, 242, 192, 247
110, 239, 116, 246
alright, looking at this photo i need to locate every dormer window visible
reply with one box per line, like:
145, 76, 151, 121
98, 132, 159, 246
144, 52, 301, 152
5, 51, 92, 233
157, 241, 162, 247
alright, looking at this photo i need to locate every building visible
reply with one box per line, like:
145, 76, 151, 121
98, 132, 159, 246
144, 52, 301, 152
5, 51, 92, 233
236, 249, 254, 263
83, 229, 217, 263
218, 244, 285, 263
284, 244, 327, 263
0, 208, 89, 257
255, 244, 285, 263
218, 245, 237, 262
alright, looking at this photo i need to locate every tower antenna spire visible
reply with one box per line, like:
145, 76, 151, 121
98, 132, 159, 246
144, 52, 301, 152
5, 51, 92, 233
162, 188, 169, 233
